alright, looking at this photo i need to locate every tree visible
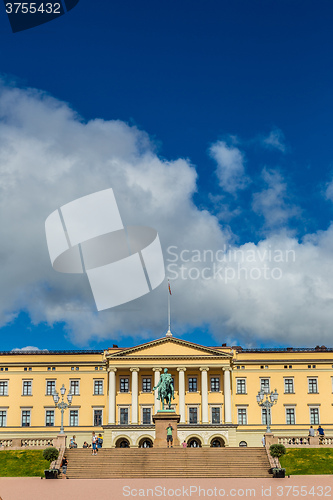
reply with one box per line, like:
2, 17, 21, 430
43, 447, 59, 465
269, 444, 286, 468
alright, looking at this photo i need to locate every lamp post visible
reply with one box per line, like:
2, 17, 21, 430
52, 384, 73, 434
256, 387, 278, 433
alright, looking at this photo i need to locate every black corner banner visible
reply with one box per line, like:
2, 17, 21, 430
3, 0, 80, 33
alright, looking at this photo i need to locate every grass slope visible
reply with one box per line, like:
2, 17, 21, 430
280, 448, 333, 475
0, 450, 50, 477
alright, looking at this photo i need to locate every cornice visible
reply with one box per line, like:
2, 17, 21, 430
106, 337, 232, 359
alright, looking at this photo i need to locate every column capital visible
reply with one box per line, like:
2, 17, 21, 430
222, 366, 231, 372
177, 367, 187, 372
130, 367, 140, 372
152, 368, 162, 372
107, 367, 117, 373
200, 367, 210, 372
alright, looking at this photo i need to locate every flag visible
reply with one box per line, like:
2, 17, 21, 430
168, 281, 172, 295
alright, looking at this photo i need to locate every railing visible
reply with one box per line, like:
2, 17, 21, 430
21, 438, 54, 448
265, 444, 281, 469
274, 436, 333, 447
0, 439, 13, 448
51, 445, 66, 471
0, 435, 66, 451
278, 436, 310, 446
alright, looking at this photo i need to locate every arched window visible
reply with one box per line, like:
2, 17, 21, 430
139, 438, 153, 448
210, 438, 225, 447
239, 441, 247, 447
116, 438, 130, 448
188, 438, 201, 448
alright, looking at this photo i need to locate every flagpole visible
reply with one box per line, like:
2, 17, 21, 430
166, 280, 172, 337
168, 282, 171, 332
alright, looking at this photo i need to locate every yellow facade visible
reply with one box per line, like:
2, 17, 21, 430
0, 336, 332, 447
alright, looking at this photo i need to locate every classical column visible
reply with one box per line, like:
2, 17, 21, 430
177, 367, 186, 423
223, 367, 232, 423
153, 368, 162, 413
108, 368, 117, 424
200, 367, 209, 424
130, 368, 140, 424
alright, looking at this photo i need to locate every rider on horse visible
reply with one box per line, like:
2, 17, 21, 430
153, 368, 175, 409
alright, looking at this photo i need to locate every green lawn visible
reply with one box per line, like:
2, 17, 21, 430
0, 450, 50, 477
280, 448, 333, 475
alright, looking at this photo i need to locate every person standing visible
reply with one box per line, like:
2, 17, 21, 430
61, 455, 68, 478
92, 431, 98, 455
182, 440, 187, 448
166, 423, 174, 448
97, 434, 103, 449
261, 435, 266, 447
317, 425, 325, 443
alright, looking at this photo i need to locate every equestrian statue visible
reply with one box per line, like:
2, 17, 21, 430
153, 368, 175, 410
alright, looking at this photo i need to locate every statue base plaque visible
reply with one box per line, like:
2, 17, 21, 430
153, 411, 180, 448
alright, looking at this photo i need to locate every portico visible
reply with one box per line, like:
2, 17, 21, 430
104, 336, 235, 447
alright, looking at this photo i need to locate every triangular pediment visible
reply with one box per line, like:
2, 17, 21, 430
106, 337, 232, 359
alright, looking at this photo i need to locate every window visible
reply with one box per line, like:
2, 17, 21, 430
94, 409, 102, 426
260, 379, 270, 392
0, 368, 8, 372
210, 378, 220, 392
22, 380, 32, 396
71, 367, 79, 371
94, 380, 103, 395
45, 410, 55, 427
284, 379, 294, 394
189, 407, 198, 424
0, 410, 6, 427
24, 367, 32, 372
142, 408, 151, 424
236, 379, 246, 394
142, 378, 151, 392
120, 378, 129, 393
22, 410, 31, 427
237, 408, 247, 425
286, 408, 295, 425
69, 410, 79, 426
70, 380, 80, 395
188, 378, 197, 392
46, 380, 56, 396
120, 408, 128, 425
310, 408, 320, 425
262, 408, 267, 425
211, 407, 220, 424
308, 379, 318, 393
0, 381, 8, 396
47, 367, 56, 371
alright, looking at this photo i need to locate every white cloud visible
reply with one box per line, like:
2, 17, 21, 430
252, 168, 300, 231
261, 129, 286, 153
11, 346, 48, 352
209, 141, 250, 195
1, 83, 333, 348
325, 177, 333, 202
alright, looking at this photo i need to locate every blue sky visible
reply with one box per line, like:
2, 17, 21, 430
1, 0, 333, 351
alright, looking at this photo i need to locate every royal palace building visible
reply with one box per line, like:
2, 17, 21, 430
0, 334, 332, 448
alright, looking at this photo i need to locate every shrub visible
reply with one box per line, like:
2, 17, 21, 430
42, 447, 59, 464
270, 444, 286, 459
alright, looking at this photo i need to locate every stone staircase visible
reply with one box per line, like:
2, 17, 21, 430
65, 447, 271, 478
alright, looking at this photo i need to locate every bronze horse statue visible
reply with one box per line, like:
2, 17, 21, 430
153, 368, 175, 410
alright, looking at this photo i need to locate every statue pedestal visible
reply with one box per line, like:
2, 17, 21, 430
153, 412, 180, 448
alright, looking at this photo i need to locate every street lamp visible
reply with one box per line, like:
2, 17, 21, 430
256, 388, 278, 433
52, 384, 73, 434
